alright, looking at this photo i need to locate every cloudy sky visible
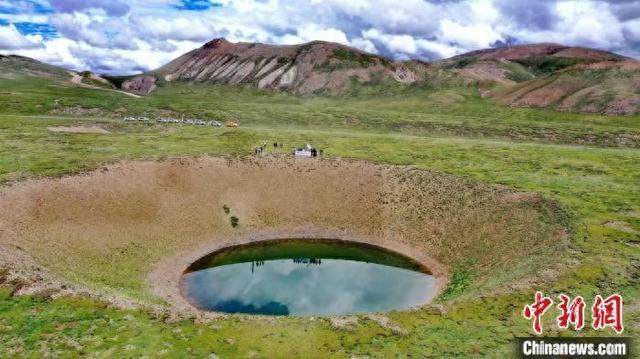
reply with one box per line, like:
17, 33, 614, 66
1, 0, 639, 75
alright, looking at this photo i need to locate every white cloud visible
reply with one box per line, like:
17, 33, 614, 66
318, 0, 441, 35
622, 18, 640, 42
131, 16, 219, 42
555, 1, 625, 48
416, 39, 459, 59
438, 19, 503, 49
0, 24, 43, 49
49, 12, 139, 50
49, 0, 130, 17
361, 28, 459, 60
11, 37, 83, 69
296, 24, 349, 45
514, 1, 626, 49
0, 0, 638, 74
350, 37, 377, 54
8, 36, 202, 75
363, 29, 417, 55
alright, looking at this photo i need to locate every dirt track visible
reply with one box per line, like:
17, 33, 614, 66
47, 125, 111, 134
68, 71, 141, 98
0, 156, 566, 314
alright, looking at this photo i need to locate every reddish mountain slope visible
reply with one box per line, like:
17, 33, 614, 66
491, 60, 640, 115
5, 39, 637, 114
439, 43, 639, 114
122, 38, 432, 95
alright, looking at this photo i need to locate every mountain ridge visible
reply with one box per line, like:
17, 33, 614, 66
122, 37, 429, 95
2, 39, 639, 114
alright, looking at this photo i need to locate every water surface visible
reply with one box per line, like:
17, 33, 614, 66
181, 239, 435, 316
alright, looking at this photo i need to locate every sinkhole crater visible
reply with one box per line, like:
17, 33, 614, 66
180, 238, 436, 316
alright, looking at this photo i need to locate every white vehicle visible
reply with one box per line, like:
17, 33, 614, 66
294, 144, 318, 158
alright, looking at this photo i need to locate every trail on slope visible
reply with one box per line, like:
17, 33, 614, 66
68, 72, 141, 98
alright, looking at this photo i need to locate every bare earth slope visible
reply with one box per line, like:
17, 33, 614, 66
439, 43, 629, 85
121, 40, 639, 114
122, 38, 431, 95
491, 60, 640, 115
440, 43, 640, 114
452, 43, 626, 62
3, 40, 639, 114
0, 157, 566, 307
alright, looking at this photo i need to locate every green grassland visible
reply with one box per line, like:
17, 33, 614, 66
2, 76, 640, 147
0, 77, 639, 357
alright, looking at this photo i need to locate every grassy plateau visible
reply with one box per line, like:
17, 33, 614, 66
0, 77, 638, 358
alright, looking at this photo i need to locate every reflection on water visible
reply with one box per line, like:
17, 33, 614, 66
182, 247, 435, 316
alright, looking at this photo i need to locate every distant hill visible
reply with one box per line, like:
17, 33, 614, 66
0, 54, 116, 90
2, 40, 639, 114
0, 54, 69, 80
438, 43, 628, 84
489, 60, 640, 115
121, 38, 436, 95
450, 43, 626, 62
436, 43, 639, 114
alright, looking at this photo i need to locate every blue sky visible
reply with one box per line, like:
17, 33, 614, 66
172, 0, 222, 11
0, 0, 639, 75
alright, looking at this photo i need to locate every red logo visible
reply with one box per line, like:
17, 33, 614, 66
592, 294, 623, 334
556, 294, 585, 330
523, 292, 623, 335
523, 291, 553, 335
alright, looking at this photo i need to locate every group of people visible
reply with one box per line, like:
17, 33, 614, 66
249, 258, 324, 273
253, 141, 284, 155
293, 258, 322, 265
250, 260, 266, 273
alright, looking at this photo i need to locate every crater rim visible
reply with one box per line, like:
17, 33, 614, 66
149, 229, 449, 317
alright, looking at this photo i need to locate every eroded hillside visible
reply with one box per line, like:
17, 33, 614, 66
490, 60, 640, 115
438, 43, 640, 114
122, 38, 433, 95
3, 40, 639, 114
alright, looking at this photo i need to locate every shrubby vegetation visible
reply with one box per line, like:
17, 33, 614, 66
443, 56, 477, 69
513, 56, 589, 76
